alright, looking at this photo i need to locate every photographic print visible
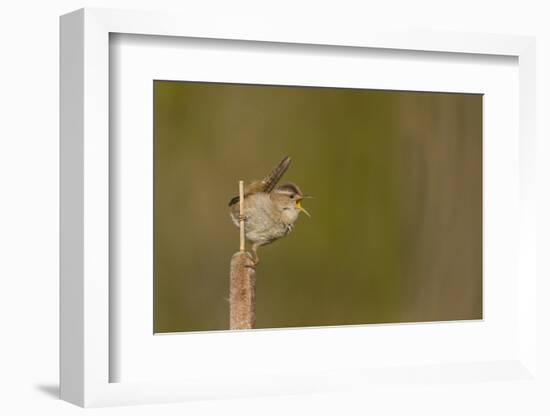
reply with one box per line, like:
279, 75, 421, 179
153, 81, 482, 333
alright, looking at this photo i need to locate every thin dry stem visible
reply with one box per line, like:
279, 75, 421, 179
239, 180, 245, 252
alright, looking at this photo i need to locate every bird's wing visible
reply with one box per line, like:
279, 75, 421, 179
228, 156, 292, 206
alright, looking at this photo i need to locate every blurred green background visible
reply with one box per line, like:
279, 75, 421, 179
154, 80, 482, 333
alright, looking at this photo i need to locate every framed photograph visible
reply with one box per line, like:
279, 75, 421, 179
60, 8, 537, 407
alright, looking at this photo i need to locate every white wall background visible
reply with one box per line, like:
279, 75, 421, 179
1, 1, 548, 415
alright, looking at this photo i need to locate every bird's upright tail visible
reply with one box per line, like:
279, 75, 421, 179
228, 156, 292, 206
262, 156, 292, 193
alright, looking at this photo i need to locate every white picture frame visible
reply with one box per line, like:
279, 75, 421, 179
60, 7, 537, 408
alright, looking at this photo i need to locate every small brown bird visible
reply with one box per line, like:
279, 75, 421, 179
229, 156, 311, 265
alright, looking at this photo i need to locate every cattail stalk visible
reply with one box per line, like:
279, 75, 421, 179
230, 180, 256, 329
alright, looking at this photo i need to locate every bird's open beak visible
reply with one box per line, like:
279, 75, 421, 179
296, 200, 311, 218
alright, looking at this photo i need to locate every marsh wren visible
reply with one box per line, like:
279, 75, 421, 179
229, 156, 311, 265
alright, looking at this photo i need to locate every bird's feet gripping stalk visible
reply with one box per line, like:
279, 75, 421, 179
245, 245, 260, 269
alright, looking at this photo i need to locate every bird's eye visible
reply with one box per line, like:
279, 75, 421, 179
290, 194, 295, 199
